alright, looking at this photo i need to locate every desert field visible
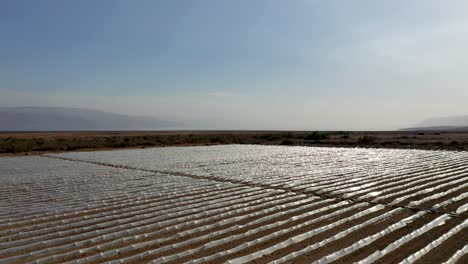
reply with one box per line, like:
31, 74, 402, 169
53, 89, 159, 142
1, 145, 467, 263
1, 130, 468, 156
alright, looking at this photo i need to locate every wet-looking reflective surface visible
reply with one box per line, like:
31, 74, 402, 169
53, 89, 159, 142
1, 145, 467, 263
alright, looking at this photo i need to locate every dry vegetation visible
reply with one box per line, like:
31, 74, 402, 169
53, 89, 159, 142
1, 130, 468, 155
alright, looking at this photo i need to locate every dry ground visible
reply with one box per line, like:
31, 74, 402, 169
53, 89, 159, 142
1, 130, 468, 156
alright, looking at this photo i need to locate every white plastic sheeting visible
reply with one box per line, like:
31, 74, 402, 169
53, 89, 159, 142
442, 244, 468, 264
372, 170, 468, 205
162, 201, 359, 264
52, 145, 468, 205
2, 145, 468, 263
400, 218, 468, 263
225, 205, 389, 264
0, 188, 275, 257
298, 212, 427, 264
358, 214, 451, 264
74, 197, 322, 264
6, 191, 299, 263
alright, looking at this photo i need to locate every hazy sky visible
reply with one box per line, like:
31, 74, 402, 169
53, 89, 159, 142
2, 0, 468, 130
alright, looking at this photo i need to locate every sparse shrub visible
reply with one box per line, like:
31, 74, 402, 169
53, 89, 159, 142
33, 138, 45, 146
304, 132, 328, 140
380, 142, 393, 146
142, 141, 157, 146
267, 135, 281, 141
357, 136, 377, 144
209, 137, 224, 143
280, 139, 294, 145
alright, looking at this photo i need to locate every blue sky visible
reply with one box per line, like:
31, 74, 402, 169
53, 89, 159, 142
2, 0, 468, 130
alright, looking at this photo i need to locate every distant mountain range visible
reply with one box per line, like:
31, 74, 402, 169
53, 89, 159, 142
0, 107, 181, 131
401, 116, 468, 131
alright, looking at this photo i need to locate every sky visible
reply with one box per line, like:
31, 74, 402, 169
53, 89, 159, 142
1, 0, 468, 130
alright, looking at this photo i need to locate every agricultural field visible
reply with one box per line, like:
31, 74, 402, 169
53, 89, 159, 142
1, 145, 467, 263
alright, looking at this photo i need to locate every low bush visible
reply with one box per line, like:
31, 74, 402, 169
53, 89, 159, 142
209, 136, 224, 143
304, 132, 328, 140
357, 136, 377, 144
280, 139, 294, 145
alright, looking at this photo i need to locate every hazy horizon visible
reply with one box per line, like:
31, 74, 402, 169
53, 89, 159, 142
2, 1, 468, 130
